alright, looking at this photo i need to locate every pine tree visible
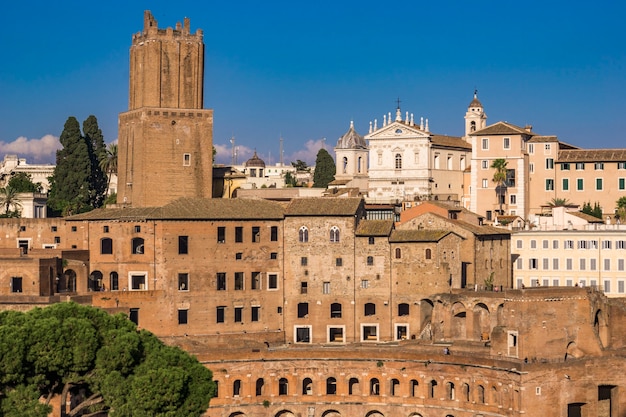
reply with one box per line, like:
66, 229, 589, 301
48, 117, 94, 215
313, 149, 336, 188
83, 115, 108, 208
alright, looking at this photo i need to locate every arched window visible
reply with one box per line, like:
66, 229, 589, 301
462, 383, 470, 401
109, 271, 119, 291
279, 378, 289, 395
255, 378, 264, 396
330, 226, 340, 243
390, 379, 400, 396
349, 377, 359, 395
428, 380, 437, 398
299, 226, 309, 243
330, 303, 342, 318
370, 378, 380, 395
302, 378, 313, 395
395, 153, 402, 169
233, 379, 241, 397
425, 248, 432, 259
367, 256, 374, 266
365, 303, 376, 316
410, 379, 419, 397
477, 385, 485, 403
326, 377, 337, 395
395, 248, 402, 259
471, 121, 476, 132
131, 237, 144, 254
358, 156, 363, 173
101, 238, 113, 254
446, 382, 455, 400
342, 157, 348, 174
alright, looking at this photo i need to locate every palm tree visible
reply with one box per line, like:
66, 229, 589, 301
0, 185, 22, 217
547, 197, 572, 207
491, 158, 508, 216
99, 143, 118, 195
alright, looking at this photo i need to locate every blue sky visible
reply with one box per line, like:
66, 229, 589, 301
1, 1, 625, 165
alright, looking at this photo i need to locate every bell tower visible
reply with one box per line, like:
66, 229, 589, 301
464, 90, 487, 141
117, 11, 213, 207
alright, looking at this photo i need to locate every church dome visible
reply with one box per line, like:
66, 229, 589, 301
336, 121, 366, 149
468, 90, 483, 109
245, 151, 266, 168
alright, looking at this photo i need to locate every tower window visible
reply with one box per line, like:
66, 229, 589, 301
183, 153, 191, 166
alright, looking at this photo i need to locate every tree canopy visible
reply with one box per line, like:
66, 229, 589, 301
490, 158, 508, 215
581, 201, 603, 219
48, 116, 110, 216
7, 172, 40, 193
0, 303, 215, 417
291, 160, 310, 172
313, 149, 336, 188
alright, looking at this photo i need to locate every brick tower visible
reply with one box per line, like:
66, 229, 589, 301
117, 11, 213, 207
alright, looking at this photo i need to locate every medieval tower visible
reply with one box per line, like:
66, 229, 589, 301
117, 11, 213, 207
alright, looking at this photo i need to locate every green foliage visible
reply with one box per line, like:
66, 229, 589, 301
0, 185, 22, 216
582, 201, 603, 219
491, 158, 508, 215
291, 160, 309, 172
313, 148, 336, 188
7, 172, 40, 193
618, 197, 626, 210
284, 171, 297, 187
48, 116, 109, 216
547, 197, 571, 207
0, 303, 214, 417
616, 197, 626, 221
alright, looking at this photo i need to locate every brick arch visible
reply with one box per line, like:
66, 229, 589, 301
594, 309, 609, 347
450, 302, 467, 339
419, 298, 434, 339
321, 410, 341, 417
275, 410, 296, 417
365, 411, 384, 417
228, 412, 246, 417
472, 302, 491, 341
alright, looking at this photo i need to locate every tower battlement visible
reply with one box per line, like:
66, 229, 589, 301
132, 10, 203, 43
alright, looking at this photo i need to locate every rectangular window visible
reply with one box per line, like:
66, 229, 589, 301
561, 163, 570, 170
553, 240, 559, 249
270, 226, 278, 241
565, 240, 574, 249
178, 273, 189, 291
368, 237, 375, 245
251, 306, 260, 322
618, 240, 626, 249
562, 178, 569, 191
54, 236, 61, 244
482, 179, 488, 188
516, 258, 522, 269
51, 225, 58, 232
553, 279, 560, 286
178, 309, 188, 325
251, 272, 261, 290
183, 153, 191, 166
323, 281, 330, 294
604, 259, 611, 271
545, 143, 551, 153
234, 272, 244, 290
528, 143, 534, 154
178, 236, 188, 254
234, 307, 243, 323
546, 158, 554, 169
580, 259, 586, 270
590, 259, 597, 271
268, 273, 278, 290
270, 252, 278, 260
516, 240, 523, 249
530, 240, 537, 249
503, 137, 510, 149
335, 258, 343, 267
619, 178, 625, 190
216, 272, 226, 290
329, 327, 344, 343
129, 308, 139, 325
235, 252, 242, 260
482, 138, 489, 150
300, 282, 308, 294
481, 160, 489, 169
217, 227, 225, 243
510, 194, 516, 204
295, 326, 311, 343
216, 306, 225, 323
301, 257, 308, 266
297, 303, 309, 318
542, 240, 549, 249
576, 162, 585, 170
545, 179, 554, 191
620, 281, 625, 293
134, 225, 141, 233
361, 279, 369, 288
619, 259, 625, 271
11, 277, 22, 293
605, 280, 611, 292
553, 258, 559, 270
542, 258, 549, 270
578, 240, 588, 250
596, 178, 603, 191
566, 258, 573, 270
529, 259, 538, 269
595, 162, 604, 170
529, 163, 534, 173
130, 274, 146, 290
619, 162, 626, 169
252, 226, 260, 243
235, 227, 243, 243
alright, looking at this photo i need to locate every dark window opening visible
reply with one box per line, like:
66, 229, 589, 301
178, 309, 188, 325
217, 227, 225, 243
178, 273, 189, 291
297, 302, 309, 318
235, 227, 243, 243
11, 276, 22, 293
101, 238, 113, 254
270, 226, 278, 241
216, 272, 226, 290
178, 236, 188, 254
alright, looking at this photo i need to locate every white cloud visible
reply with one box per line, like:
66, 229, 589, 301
0, 135, 61, 164
285, 139, 327, 166
214, 142, 254, 165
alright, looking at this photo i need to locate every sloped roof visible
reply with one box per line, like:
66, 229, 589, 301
473, 121, 535, 136
389, 229, 451, 243
558, 149, 626, 162
431, 135, 471, 151
355, 219, 394, 236
285, 197, 363, 216
568, 211, 604, 223
66, 197, 285, 221
527, 135, 559, 143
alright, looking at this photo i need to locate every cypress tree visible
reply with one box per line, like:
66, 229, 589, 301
83, 115, 108, 208
48, 117, 93, 215
313, 148, 336, 188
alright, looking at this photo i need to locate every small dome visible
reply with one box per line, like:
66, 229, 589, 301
469, 90, 483, 109
336, 121, 366, 149
245, 151, 265, 168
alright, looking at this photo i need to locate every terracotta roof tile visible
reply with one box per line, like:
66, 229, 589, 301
430, 135, 471, 151
558, 149, 626, 162
356, 220, 394, 236
285, 197, 363, 216
473, 121, 535, 136
389, 229, 451, 242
